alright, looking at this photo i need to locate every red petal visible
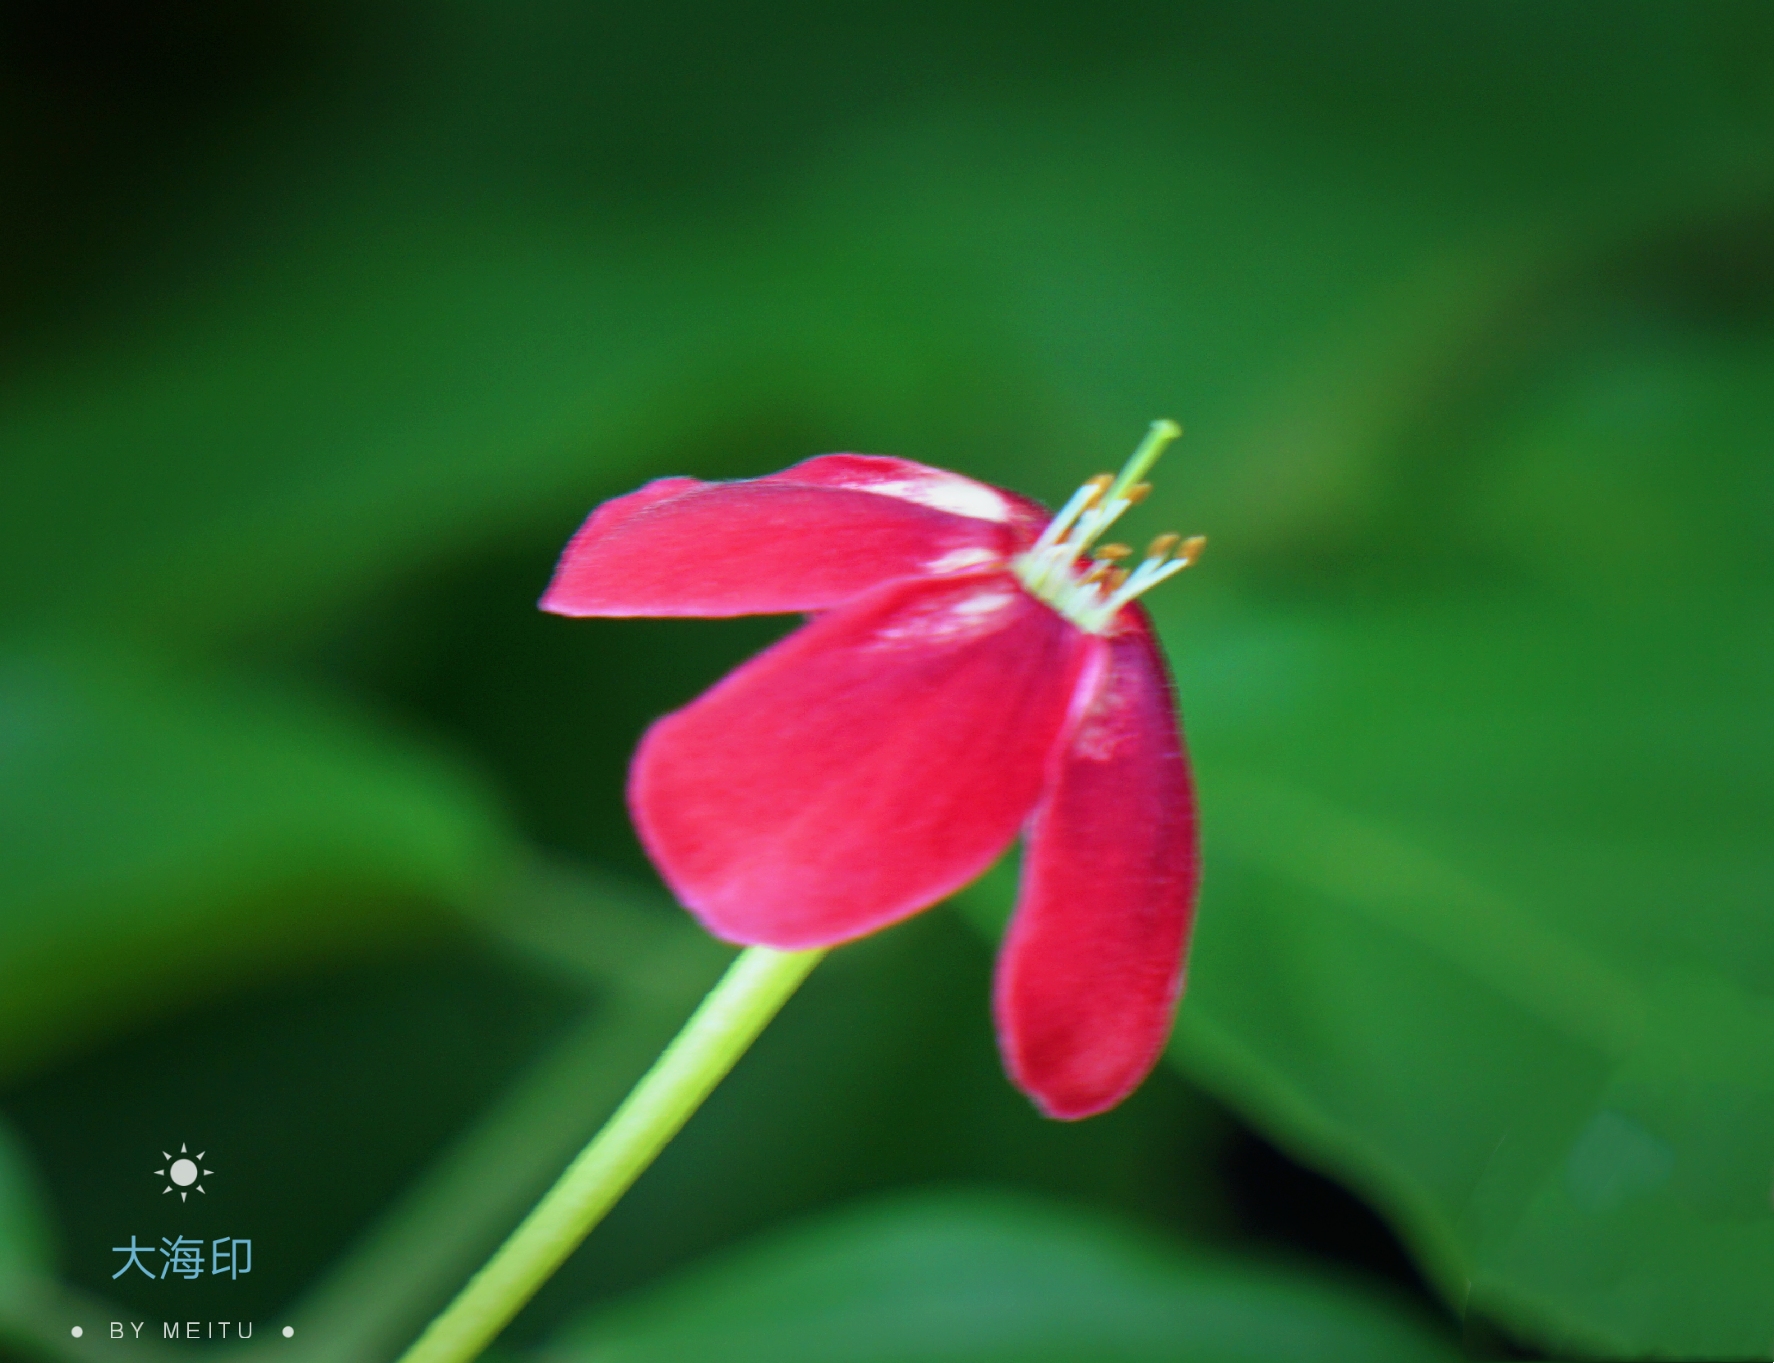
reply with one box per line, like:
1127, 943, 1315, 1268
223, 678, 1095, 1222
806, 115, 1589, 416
630, 572, 1091, 947
995, 606, 1199, 1120
541, 457, 1035, 619
772, 454, 1049, 538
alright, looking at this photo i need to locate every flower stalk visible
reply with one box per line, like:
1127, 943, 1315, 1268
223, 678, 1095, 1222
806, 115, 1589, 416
396, 945, 825, 1363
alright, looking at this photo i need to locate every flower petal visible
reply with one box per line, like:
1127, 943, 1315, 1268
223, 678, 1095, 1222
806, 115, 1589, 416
541, 457, 1033, 619
995, 607, 1199, 1120
630, 572, 1091, 948
773, 454, 1048, 536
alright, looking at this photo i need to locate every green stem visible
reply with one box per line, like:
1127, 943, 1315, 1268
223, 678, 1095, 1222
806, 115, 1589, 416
395, 945, 825, 1363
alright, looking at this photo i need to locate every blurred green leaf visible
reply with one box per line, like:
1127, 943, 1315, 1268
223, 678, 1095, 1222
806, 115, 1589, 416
0, 1118, 53, 1297
4, 65, 1705, 653
543, 1191, 1459, 1363
282, 866, 733, 1363
0, 642, 513, 1077
0, 211, 1044, 647
1157, 334, 1774, 1356
524, 907, 1219, 1336
1469, 336, 1774, 617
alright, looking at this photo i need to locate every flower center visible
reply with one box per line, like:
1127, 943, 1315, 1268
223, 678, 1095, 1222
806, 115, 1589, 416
1011, 420, 1204, 634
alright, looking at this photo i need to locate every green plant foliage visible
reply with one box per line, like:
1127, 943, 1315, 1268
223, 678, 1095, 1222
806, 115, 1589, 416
1162, 336, 1774, 1356
0, 3, 1770, 1359
0, 1119, 53, 1297
544, 1192, 1460, 1363
0, 643, 513, 1076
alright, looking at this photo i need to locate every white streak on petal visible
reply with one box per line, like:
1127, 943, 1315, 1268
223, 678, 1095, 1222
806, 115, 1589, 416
923, 546, 1002, 575
870, 586, 1019, 648
953, 590, 1016, 617
862, 476, 1011, 523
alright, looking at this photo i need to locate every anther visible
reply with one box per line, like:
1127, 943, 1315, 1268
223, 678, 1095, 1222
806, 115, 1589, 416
1176, 535, 1207, 566
1105, 567, 1130, 593
1123, 482, 1152, 505
1094, 544, 1132, 561
1082, 475, 1113, 504
1145, 533, 1179, 562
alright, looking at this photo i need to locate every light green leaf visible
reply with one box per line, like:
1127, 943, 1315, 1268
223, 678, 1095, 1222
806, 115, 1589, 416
0, 642, 514, 1077
1135, 308, 1774, 1358
544, 1192, 1459, 1363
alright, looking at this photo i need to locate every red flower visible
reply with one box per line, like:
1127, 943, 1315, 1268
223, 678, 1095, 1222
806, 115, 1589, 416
541, 423, 1203, 1119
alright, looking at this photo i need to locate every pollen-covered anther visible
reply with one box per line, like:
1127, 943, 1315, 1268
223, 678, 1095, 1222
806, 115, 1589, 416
1146, 533, 1179, 562
1123, 482, 1152, 505
1094, 544, 1133, 561
1176, 535, 1206, 566
1105, 567, 1130, 593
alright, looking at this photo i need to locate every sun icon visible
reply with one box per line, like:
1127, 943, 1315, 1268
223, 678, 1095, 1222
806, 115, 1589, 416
155, 1144, 213, 1202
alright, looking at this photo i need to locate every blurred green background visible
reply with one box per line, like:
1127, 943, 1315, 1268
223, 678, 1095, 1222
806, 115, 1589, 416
1, 3, 1771, 1359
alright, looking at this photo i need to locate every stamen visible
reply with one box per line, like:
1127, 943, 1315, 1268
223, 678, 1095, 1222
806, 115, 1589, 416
1028, 474, 1113, 558
1071, 495, 1132, 556
1010, 421, 1200, 633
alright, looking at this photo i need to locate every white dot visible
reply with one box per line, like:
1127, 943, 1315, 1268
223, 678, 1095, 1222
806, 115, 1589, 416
282, 1326, 294, 1338
169, 1158, 198, 1187
71, 1327, 83, 1338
